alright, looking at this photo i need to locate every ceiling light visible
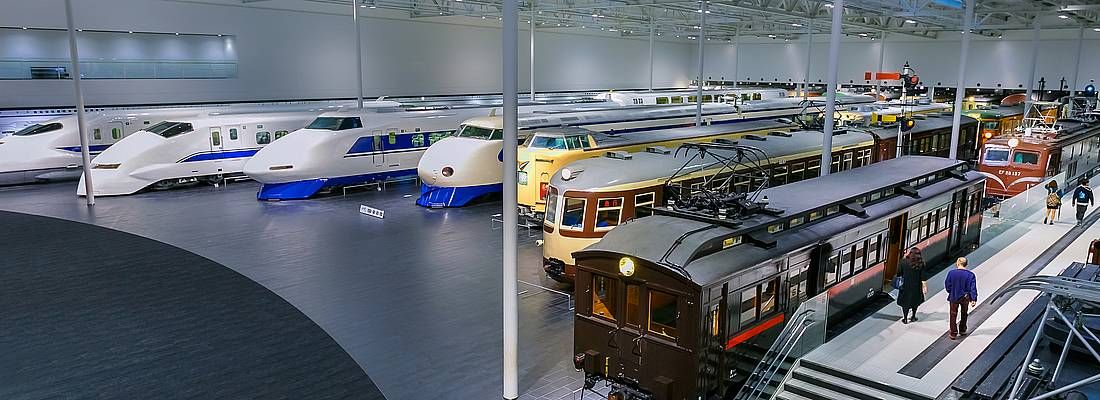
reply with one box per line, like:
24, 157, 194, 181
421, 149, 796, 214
128, 30, 134, 33
217, 34, 223, 37
1059, 14, 1070, 19
174, 32, 179, 35
21, 26, 27, 30
1094, 28, 1100, 32
77, 29, 84, 32
858, 32, 867, 36
768, 34, 776, 38
905, 19, 916, 24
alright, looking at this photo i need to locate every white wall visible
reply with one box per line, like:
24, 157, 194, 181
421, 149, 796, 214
0, 0, 694, 108
699, 31, 1100, 91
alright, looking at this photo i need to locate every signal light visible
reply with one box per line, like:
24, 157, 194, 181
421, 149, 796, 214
900, 117, 916, 132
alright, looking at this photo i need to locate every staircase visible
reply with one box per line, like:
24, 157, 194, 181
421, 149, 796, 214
775, 360, 928, 400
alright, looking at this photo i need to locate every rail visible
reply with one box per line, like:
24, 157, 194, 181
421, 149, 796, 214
733, 291, 828, 400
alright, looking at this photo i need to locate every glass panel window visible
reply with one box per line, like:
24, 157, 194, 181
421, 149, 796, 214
109, 127, 121, 140
92, 128, 101, 140
388, 131, 397, 145
544, 192, 559, 225
211, 131, 221, 146
827, 205, 840, 215
809, 210, 823, 221
591, 275, 616, 321
826, 253, 839, 285
595, 198, 623, 230
867, 235, 881, 265
625, 284, 641, 326
853, 242, 866, 272
983, 146, 1010, 162
740, 288, 758, 329
256, 131, 271, 145
760, 279, 778, 316
13, 123, 63, 136
274, 130, 289, 140
1013, 151, 1039, 165
561, 197, 586, 231
671, 96, 684, 104
768, 223, 784, 234
306, 117, 362, 131
634, 192, 655, 218
229, 128, 238, 140
146, 121, 193, 138
656, 97, 669, 104
649, 290, 679, 339
840, 247, 853, 279
789, 216, 804, 227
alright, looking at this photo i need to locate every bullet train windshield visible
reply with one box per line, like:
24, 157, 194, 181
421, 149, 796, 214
304, 116, 363, 131
456, 124, 501, 140
11, 123, 64, 136
145, 121, 195, 138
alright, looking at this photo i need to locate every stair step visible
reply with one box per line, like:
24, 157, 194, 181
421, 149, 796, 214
792, 367, 911, 400
774, 390, 816, 400
783, 378, 863, 400
799, 359, 923, 399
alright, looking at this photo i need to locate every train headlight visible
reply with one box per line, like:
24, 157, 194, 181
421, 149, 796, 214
618, 257, 635, 277
1008, 138, 1020, 148
442, 166, 454, 177
561, 168, 573, 180
983, 132, 993, 139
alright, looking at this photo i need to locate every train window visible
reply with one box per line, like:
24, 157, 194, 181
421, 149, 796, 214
771, 165, 788, 186
885, 187, 895, 197
634, 192, 655, 218
840, 247, 853, 279
626, 284, 641, 326
92, 128, 101, 140
1013, 151, 1039, 165
561, 197, 586, 231
760, 279, 778, 316
807, 160, 820, 176
983, 146, 1010, 163
388, 131, 397, 145
830, 154, 841, 173
858, 149, 873, 167
739, 288, 758, 329
373, 135, 383, 151
842, 152, 854, 170
808, 210, 823, 221
867, 234, 881, 265
544, 192, 558, 224
670, 97, 684, 104
649, 290, 679, 339
564, 135, 590, 150
826, 205, 839, 215
790, 162, 805, 182
710, 305, 721, 336
591, 275, 617, 321
211, 131, 221, 146
147, 121, 194, 138
853, 242, 866, 272
789, 216, 804, 228
656, 97, 669, 104
256, 131, 271, 145
983, 121, 999, 130
767, 223, 784, 234
13, 123, 63, 136
595, 198, 623, 230
703, 95, 713, 102
869, 191, 882, 202
825, 254, 839, 285
411, 134, 425, 147
306, 117, 362, 131
275, 130, 289, 140
229, 128, 238, 141
688, 95, 698, 103
938, 207, 949, 232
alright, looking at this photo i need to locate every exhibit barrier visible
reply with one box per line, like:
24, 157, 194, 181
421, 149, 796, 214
0, 59, 237, 80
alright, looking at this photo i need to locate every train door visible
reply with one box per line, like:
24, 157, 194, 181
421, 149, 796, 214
701, 284, 728, 396
883, 213, 908, 285
371, 129, 384, 166
949, 190, 967, 252
209, 126, 223, 154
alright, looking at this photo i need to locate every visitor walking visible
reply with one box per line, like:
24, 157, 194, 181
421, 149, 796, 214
895, 247, 927, 324
1045, 183, 1061, 225
944, 257, 978, 340
1074, 178, 1094, 224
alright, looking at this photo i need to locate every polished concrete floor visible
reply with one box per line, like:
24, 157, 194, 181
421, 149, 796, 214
0, 180, 577, 400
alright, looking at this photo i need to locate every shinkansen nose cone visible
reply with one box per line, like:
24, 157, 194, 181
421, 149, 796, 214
0, 130, 81, 185
415, 136, 505, 207
243, 129, 330, 184
78, 131, 165, 196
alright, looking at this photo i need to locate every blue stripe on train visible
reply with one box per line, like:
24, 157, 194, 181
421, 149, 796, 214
57, 145, 112, 153
256, 168, 418, 200
179, 149, 261, 163
415, 183, 503, 208
346, 131, 448, 156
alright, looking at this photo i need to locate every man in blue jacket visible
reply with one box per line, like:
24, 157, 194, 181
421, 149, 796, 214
1073, 178, 1094, 224
944, 257, 978, 340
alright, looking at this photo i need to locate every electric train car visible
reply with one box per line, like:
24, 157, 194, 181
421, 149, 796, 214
77, 110, 328, 196
837, 100, 951, 126
601, 88, 789, 106
862, 112, 979, 162
977, 116, 1100, 198
416, 94, 878, 208
964, 105, 1025, 146
571, 156, 985, 400
542, 129, 877, 283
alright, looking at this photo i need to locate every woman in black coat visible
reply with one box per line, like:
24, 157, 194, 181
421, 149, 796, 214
896, 247, 928, 324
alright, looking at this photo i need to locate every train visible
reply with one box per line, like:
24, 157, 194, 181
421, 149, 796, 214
836, 99, 950, 126
571, 156, 985, 400
542, 112, 978, 283
600, 88, 789, 106
977, 104, 1100, 198
416, 94, 878, 208
963, 104, 1025, 146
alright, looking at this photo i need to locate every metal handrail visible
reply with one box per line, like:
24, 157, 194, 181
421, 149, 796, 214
748, 319, 812, 400
735, 307, 815, 400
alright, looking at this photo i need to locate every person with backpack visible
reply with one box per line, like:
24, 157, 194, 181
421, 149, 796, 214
1073, 178, 1094, 224
1045, 183, 1061, 224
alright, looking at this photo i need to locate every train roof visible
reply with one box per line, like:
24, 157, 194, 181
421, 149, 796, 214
984, 117, 1100, 148
574, 156, 982, 287
963, 105, 1025, 119
584, 119, 795, 149
861, 113, 976, 140
550, 129, 874, 192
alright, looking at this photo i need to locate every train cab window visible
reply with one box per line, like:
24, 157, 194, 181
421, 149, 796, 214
561, 197, 586, 230
591, 275, 617, 321
256, 131, 271, 145
1013, 151, 1039, 165
306, 117, 362, 131
544, 192, 559, 225
983, 121, 999, 130
739, 288, 758, 329
634, 192, 655, 218
595, 198, 623, 230
656, 97, 669, 104
650, 290, 679, 339
229, 128, 238, 141
625, 284, 641, 326
983, 146, 1010, 163
564, 134, 590, 150
13, 122, 63, 136
92, 128, 101, 140
146, 121, 194, 138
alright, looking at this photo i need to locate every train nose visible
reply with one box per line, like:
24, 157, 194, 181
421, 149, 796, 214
243, 131, 322, 184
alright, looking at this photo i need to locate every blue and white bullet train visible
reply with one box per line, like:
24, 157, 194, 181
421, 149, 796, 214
239, 89, 780, 200
415, 93, 878, 207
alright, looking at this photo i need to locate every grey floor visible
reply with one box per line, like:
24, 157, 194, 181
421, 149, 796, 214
0, 181, 581, 400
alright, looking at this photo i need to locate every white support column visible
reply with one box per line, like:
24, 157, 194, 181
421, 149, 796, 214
733, 27, 739, 89
821, 0, 842, 176
65, 0, 94, 206
695, 0, 706, 126
949, 0, 974, 161
1024, 20, 1041, 111
876, 31, 886, 99
501, 0, 519, 398
648, 20, 655, 91
1069, 25, 1084, 115
352, 0, 364, 109
530, 11, 536, 99
803, 19, 813, 99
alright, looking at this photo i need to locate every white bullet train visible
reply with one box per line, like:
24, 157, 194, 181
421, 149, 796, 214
599, 87, 789, 106
415, 93, 878, 207
0, 102, 360, 186
239, 88, 788, 201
